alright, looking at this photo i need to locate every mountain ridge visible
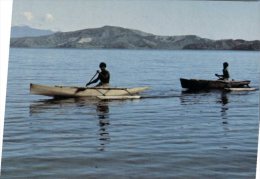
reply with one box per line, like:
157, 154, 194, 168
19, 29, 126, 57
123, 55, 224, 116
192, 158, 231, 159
11, 25, 55, 38
10, 26, 260, 50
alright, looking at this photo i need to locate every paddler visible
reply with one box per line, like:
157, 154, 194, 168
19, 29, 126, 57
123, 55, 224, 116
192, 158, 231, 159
215, 62, 230, 80
86, 62, 110, 87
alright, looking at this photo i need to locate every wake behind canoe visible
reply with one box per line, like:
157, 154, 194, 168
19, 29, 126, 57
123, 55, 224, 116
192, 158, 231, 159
30, 83, 150, 98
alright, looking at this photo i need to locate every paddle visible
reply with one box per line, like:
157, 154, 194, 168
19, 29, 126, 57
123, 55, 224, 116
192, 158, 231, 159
85, 71, 99, 87
215, 73, 222, 79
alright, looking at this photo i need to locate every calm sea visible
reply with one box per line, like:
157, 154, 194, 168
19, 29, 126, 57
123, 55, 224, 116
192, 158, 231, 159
2, 48, 260, 178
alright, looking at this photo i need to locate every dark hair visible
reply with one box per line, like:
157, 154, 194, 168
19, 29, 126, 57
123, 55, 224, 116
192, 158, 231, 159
99, 62, 106, 68
223, 62, 228, 67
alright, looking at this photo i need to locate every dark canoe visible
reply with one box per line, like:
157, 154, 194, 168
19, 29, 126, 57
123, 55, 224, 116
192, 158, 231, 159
180, 78, 250, 90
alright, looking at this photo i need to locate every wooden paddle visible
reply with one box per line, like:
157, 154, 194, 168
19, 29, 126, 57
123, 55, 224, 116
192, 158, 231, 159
85, 71, 99, 87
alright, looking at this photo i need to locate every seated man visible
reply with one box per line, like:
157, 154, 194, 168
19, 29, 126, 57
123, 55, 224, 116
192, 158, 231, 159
86, 62, 110, 87
215, 62, 230, 80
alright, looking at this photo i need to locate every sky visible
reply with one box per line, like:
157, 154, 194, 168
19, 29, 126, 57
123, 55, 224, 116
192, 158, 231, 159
11, 0, 260, 40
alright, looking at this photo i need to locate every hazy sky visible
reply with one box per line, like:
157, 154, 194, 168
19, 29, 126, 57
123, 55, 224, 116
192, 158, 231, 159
11, 0, 260, 40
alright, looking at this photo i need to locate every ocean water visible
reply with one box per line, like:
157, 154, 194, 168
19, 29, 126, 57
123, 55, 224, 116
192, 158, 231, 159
2, 48, 260, 178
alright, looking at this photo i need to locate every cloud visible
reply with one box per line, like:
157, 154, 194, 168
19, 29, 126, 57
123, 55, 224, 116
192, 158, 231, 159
23, 11, 33, 21
45, 13, 54, 22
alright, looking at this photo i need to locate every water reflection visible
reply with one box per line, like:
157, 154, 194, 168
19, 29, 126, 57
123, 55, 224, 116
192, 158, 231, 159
29, 97, 111, 151
218, 92, 229, 125
29, 98, 86, 115
180, 90, 230, 125
220, 92, 228, 105
179, 90, 211, 105
96, 101, 110, 151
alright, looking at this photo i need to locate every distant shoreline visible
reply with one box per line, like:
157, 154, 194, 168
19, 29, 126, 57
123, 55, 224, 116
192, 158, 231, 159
10, 47, 260, 52
10, 26, 260, 51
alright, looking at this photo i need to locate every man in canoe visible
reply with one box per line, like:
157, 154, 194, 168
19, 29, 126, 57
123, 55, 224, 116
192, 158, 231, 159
86, 62, 110, 87
215, 62, 230, 80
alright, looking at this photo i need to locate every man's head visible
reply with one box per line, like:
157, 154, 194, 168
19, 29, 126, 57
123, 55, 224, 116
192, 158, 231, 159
99, 62, 106, 70
223, 62, 228, 68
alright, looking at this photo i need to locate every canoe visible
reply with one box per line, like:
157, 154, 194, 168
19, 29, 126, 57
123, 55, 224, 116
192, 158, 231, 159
180, 78, 250, 90
30, 83, 149, 98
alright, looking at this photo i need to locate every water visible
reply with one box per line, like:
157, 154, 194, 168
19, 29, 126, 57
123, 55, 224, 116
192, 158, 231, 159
2, 48, 260, 178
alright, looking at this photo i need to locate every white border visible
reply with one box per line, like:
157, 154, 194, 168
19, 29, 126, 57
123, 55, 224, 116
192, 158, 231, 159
0, 0, 259, 178
0, 0, 13, 173
257, 105, 260, 178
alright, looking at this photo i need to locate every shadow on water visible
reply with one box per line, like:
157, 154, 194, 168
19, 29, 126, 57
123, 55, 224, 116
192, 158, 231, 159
29, 97, 113, 151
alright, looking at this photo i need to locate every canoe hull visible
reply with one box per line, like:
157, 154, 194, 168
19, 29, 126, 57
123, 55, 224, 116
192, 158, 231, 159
30, 83, 149, 98
180, 78, 250, 90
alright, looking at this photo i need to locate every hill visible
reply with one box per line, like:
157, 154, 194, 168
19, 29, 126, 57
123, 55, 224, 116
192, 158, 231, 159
11, 26, 55, 38
10, 26, 260, 50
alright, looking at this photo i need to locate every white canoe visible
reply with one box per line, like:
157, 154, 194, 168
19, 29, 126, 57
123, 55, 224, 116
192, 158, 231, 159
30, 83, 150, 98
